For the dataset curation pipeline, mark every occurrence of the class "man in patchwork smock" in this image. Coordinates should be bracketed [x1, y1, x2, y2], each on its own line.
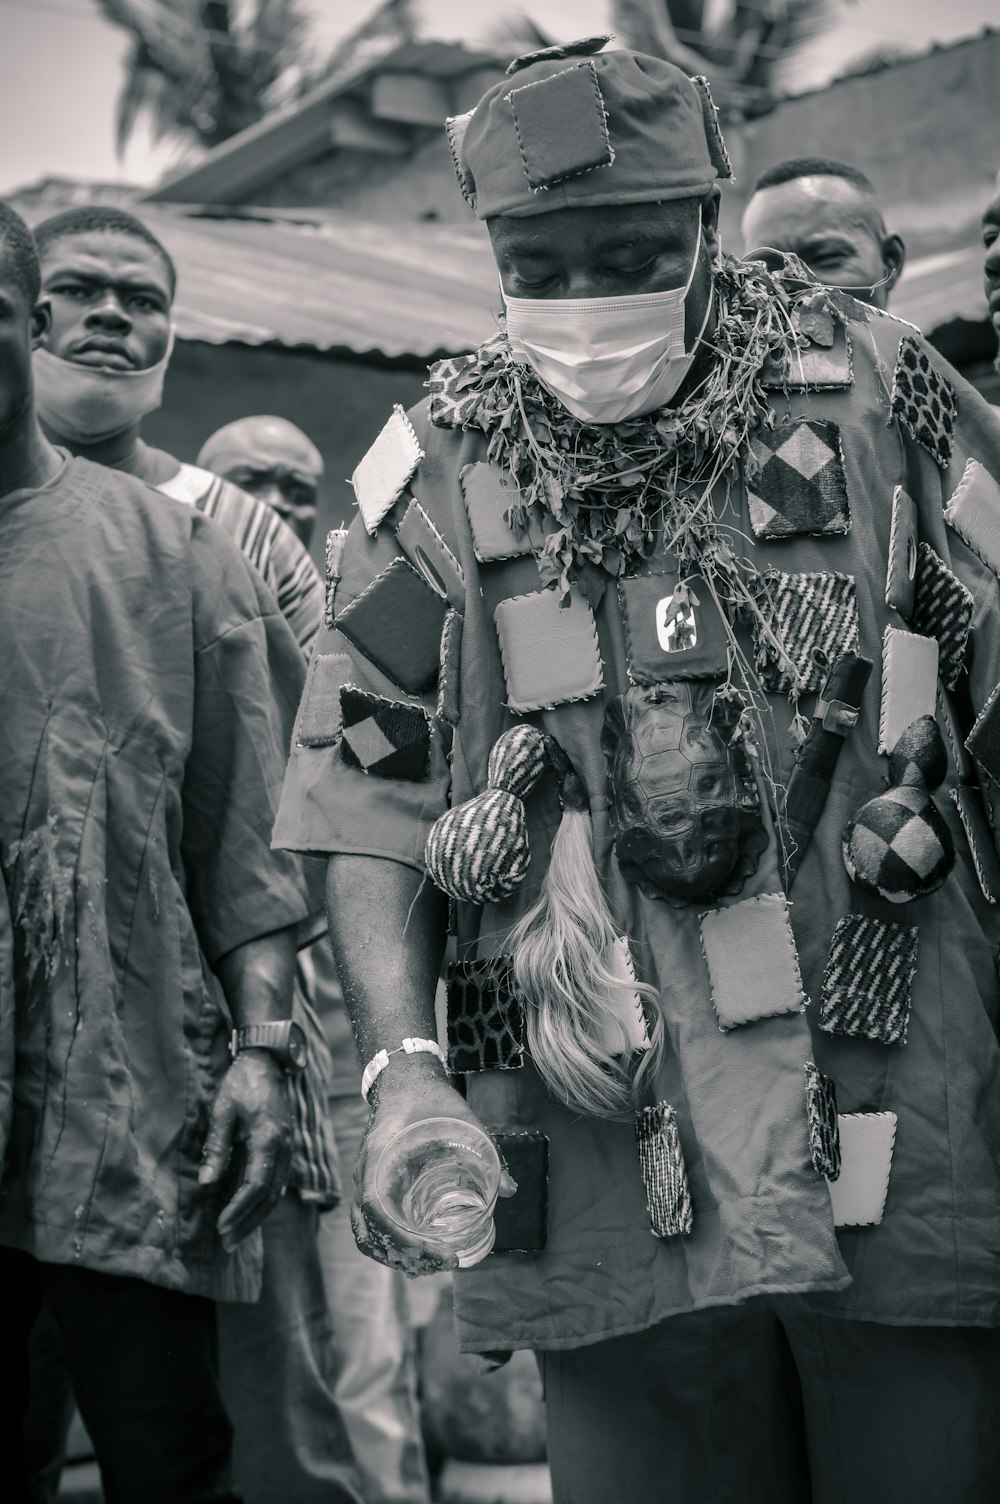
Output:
[275, 39, 1000, 1504]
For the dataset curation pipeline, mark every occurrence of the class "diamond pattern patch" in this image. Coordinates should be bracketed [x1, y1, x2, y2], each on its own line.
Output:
[889, 335, 957, 469]
[635, 1103, 693, 1239]
[911, 543, 973, 689]
[339, 686, 431, 781]
[754, 570, 859, 695]
[748, 419, 850, 540]
[805, 1062, 841, 1180]
[446, 959, 524, 1073]
[820, 914, 919, 1046]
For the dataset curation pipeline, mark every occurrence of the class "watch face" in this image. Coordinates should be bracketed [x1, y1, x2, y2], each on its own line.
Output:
[287, 1022, 308, 1071]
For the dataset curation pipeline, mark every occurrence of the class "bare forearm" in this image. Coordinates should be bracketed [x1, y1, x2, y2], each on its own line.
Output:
[215, 925, 296, 1028]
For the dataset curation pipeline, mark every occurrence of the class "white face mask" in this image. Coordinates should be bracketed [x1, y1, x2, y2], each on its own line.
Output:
[32, 331, 175, 445]
[503, 221, 710, 424]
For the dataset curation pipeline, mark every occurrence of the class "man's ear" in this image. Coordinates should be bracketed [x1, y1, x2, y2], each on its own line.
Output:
[881, 233, 906, 293]
[31, 296, 52, 350]
[701, 187, 722, 262]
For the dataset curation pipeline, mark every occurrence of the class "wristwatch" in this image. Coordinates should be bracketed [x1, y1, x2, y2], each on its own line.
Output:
[230, 1021, 308, 1073]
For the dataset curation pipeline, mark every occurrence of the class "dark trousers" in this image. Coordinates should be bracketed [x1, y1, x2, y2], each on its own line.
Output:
[540, 1297, 1000, 1504]
[2, 1248, 240, 1504]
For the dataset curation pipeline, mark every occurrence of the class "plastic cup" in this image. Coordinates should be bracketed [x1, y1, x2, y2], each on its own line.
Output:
[374, 1117, 502, 1269]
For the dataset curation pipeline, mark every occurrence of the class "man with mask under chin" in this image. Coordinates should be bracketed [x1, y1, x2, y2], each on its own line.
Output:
[275, 37, 1000, 1504]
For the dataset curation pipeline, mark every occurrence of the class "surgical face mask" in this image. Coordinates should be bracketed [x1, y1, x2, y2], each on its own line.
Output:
[32, 331, 175, 445]
[503, 221, 710, 424]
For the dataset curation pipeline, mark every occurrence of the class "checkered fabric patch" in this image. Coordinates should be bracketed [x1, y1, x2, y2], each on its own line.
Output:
[323, 528, 348, 630]
[338, 687, 432, 782]
[910, 543, 973, 689]
[804, 1062, 841, 1181]
[819, 914, 919, 1046]
[748, 419, 851, 539]
[890, 335, 957, 469]
[634, 1103, 693, 1239]
[446, 959, 524, 1073]
[754, 570, 859, 695]
[843, 784, 954, 903]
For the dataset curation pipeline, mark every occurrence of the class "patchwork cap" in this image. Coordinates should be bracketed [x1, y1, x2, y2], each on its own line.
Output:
[451, 36, 732, 221]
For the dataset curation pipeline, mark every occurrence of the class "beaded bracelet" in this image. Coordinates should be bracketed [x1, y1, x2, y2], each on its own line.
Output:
[360, 1036, 446, 1103]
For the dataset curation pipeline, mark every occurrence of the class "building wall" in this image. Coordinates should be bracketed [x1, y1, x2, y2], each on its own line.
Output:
[144, 340, 428, 563]
[248, 133, 477, 224]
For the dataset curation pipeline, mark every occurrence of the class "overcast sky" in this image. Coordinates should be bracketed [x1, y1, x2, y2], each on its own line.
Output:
[0, 0, 996, 195]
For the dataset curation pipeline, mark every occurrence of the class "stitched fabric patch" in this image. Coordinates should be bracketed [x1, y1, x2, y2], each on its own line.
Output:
[804, 1063, 841, 1181]
[351, 406, 423, 534]
[889, 335, 957, 469]
[700, 892, 806, 1031]
[910, 543, 973, 689]
[437, 608, 463, 727]
[428, 351, 485, 430]
[395, 497, 465, 611]
[828, 1112, 896, 1227]
[295, 652, 352, 748]
[446, 960, 524, 1073]
[324, 527, 348, 630]
[618, 572, 729, 684]
[748, 419, 851, 539]
[339, 687, 432, 781]
[495, 589, 604, 713]
[951, 786, 1000, 904]
[878, 627, 939, 754]
[634, 1103, 693, 1239]
[445, 110, 476, 207]
[967, 679, 1000, 786]
[460, 461, 538, 562]
[943, 458, 1000, 578]
[819, 914, 919, 1046]
[335, 556, 448, 694]
[884, 485, 918, 616]
[506, 61, 613, 191]
[493, 1131, 548, 1253]
[760, 324, 853, 391]
[754, 570, 859, 695]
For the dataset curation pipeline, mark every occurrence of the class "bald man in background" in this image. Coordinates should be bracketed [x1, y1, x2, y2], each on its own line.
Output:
[200, 417, 323, 550]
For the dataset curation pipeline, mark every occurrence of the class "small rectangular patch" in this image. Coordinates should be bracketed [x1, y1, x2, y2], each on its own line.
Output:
[339, 686, 431, 782]
[890, 335, 956, 469]
[951, 785, 1000, 903]
[446, 959, 524, 1073]
[760, 324, 853, 391]
[493, 1131, 548, 1253]
[619, 572, 729, 684]
[437, 608, 463, 727]
[827, 1111, 896, 1227]
[351, 406, 423, 534]
[943, 458, 1000, 578]
[966, 679, 1000, 786]
[699, 892, 806, 1031]
[748, 419, 851, 539]
[324, 527, 348, 629]
[910, 543, 973, 689]
[884, 485, 918, 616]
[593, 936, 651, 1056]
[495, 589, 604, 714]
[819, 914, 919, 1046]
[295, 651, 352, 748]
[395, 496, 465, 612]
[635, 1103, 693, 1239]
[878, 627, 939, 754]
[805, 1063, 841, 1181]
[336, 556, 448, 694]
[461, 462, 536, 562]
[506, 61, 613, 191]
[755, 570, 859, 695]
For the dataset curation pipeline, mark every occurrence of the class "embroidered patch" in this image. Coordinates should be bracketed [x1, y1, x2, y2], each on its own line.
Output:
[437, 608, 463, 727]
[878, 627, 939, 754]
[351, 406, 423, 533]
[634, 1103, 693, 1239]
[295, 652, 352, 748]
[748, 419, 851, 540]
[618, 572, 729, 684]
[446, 959, 524, 1073]
[951, 785, 1000, 904]
[910, 543, 973, 690]
[339, 686, 432, 781]
[754, 570, 859, 695]
[943, 458, 1000, 578]
[495, 589, 604, 714]
[493, 1131, 548, 1254]
[760, 323, 853, 391]
[827, 1111, 896, 1227]
[324, 527, 348, 629]
[506, 61, 613, 192]
[884, 485, 918, 617]
[460, 462, 537, 562]
[966, 679, 1000, 786]
[335, 556, 448, 694]
[804, 1063, 840, 1181]
[819, 914, 919, 1046]
[889, 335, 956, 469]
[699, 892, 806, 1031]
[395, 496, 465, 611]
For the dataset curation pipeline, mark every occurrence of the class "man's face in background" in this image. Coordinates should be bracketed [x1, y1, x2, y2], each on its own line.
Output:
[982, 176, 1000, 356]
[199, 415, 323, 548]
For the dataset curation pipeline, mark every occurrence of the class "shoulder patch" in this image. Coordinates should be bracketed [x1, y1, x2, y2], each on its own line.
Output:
[351, 406, 423, 534]
[339, 686, 431, 782]
[748, 418, 851, 539]
[943, 457, 1000, 578]
[335, 556, 448, 694]
[889, 335, 956, 469]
